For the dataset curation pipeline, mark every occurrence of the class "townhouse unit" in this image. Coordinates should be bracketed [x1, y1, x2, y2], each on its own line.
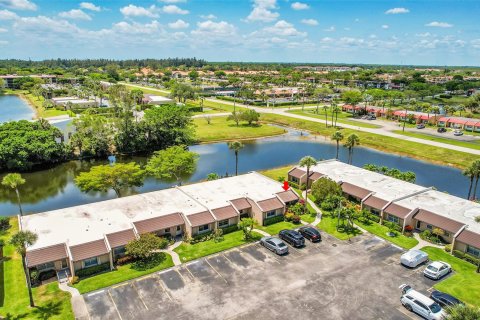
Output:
[288, 160, 480, 258]
[21, 172, 298, 278]
[437, 117, 480, 132]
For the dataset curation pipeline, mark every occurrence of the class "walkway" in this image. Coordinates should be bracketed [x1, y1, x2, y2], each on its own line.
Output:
[159, 238, 183, 266]
[301, 191, 322, 227]
[58, 283, 90, 320]
[253, 228, 271, 236]
[411, 232, 445, 251]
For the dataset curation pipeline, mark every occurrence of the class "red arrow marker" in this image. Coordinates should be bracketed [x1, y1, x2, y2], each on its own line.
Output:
[282, 181, 289, 191]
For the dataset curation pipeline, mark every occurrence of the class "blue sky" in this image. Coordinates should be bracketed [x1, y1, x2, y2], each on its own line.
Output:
[0, 0, 479, 66]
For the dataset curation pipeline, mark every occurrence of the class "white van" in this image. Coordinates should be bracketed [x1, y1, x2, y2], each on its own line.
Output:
[400, 285, 446, 319]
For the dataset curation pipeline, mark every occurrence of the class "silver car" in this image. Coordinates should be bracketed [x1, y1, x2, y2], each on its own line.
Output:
[260, 236, 289, 255]
[400, 249, 428, 268]
[424, 261, 452, 280]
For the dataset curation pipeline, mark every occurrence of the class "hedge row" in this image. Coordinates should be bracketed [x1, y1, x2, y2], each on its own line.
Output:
[452, 250, 480, 265]
[263, 215, 284, 226]
[220, 224, 239, 235]
[76, 262, 110, 278]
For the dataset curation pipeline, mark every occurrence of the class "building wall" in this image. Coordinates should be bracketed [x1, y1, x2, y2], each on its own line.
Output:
[247, 199, 264, 224]
[156, 224, 184, 237]
[191, 222, 215, 236]
[73, 253, 111, 272]
[262, 208, 285, 221]
[413, 220, 454, 243]
[218, 217, 238, 228]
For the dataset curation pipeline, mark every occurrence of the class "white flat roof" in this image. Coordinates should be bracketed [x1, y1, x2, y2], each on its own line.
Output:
[309, 160, 426, 201]
[395, 190, 480, 234]
[146, 95, 173, 102]
[21, 187, 206, 250]
[179, 172, 285, 210]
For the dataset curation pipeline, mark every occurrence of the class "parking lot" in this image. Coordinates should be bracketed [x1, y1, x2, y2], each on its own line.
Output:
[82, 233, 443, 320]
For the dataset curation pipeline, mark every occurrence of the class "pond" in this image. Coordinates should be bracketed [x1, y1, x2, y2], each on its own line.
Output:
[0, 129, 471, 216]
[0, 94, 35, 123]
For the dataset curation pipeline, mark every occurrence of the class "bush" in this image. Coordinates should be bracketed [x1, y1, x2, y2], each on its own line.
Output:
[220, 224, 238, 235]
[284, 212, 294, 222]
[38, 269, 57, 281]
[368, 214, 381, 223]
[76, 262, 110, 278]
[189, 230, 214, 244]
[263, 215, 284, 226]
[0, 217, 10, 231]
[420, 229, 432, 240]
[404, 225, 414, 232]
[288, 181, 299, 189]
[292, 215, 301, 224]
[463, 253, 480, 265]
[452, 250, 465, 259]
[116, 255, 135, 266]
[444, 244, 452, 252]
[311, 177, 342, 204]
[70, 276, 79, 285]
[131, 253, 166, 271]
[277, 176, 285, 182]
[30, 270, 39, 285]
[300, 183, 307, 191]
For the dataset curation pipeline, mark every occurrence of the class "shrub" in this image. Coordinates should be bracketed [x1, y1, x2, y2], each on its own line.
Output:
[452, 250, 465, 259]
[277, 176, 285, 183]
[30, 270, 39, 285]
[368, 214, 381, 223]
[76, 263, 110, 278]
[300, 183, 307, 191]
[116, 255, 135, 266]
[311, 177, 342, 204]
[70, 276, 79, 285]
[131, 253, 166, 271]
[321, 200, 336, 211]
[288, 181, 299, 189]
[213, 228, 224, 243]
[38, 269, 57, 281]
[189, 230, 214, 244]
[292, 215, 301, 224]
[404, 225, 414, 232]
[284, 212, 294, 222]
[263, 215, 284, 226]
[463, 253, 480, 265]
[220, 224, 238, 235]
[444, 244, 452, 252]
[287, 203, 303, 216]
[420, 229, 432, 240]
[0, 217, 10, 231]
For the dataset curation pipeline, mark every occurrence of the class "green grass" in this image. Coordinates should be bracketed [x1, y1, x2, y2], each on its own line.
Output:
[259, 165, 293, 181]
[260, 113, 478, 169]
[17, 90, 70, 118]
[0, 218, 74, 319]
[286, 109, 382, 129]
[420, 247, 480, 307]
[73, 253, 174, 294]
[317, 212, 362, 240]
[174, 230, 262, 262]
[354, 219, 418, 249]
[392, 130, 480, 151]
[254, 221, 300, 235]
[194, 116, 285, 142]
[122, 83, 169, 96]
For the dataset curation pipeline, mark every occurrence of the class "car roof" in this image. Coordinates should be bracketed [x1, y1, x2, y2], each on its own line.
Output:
[404, 250, 426, 258]
[406, 290, 436, 305]
[429, 261, 447, 268]
[431, 291, 458, 301]
[269, 237, 283, 244]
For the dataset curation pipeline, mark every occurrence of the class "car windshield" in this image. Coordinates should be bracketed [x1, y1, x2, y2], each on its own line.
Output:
[429, 303, 442, 313]
[278, 243, 286, 247]
[427, 265, 439, 272]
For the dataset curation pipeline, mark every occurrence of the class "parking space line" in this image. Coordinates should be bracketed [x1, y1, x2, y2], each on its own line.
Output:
[156, 276, 174, 302]
[221, 252, 246, 275]
[107, 290, 123, 320]
[174, 268, 190, 284]
[396, 307, 419, 320]
[205, 257, 228, 283]
[132, 282, 149, 310]
[253, 243, 281, 263]
[183, 264, 197, 280]
[87, 290, 105, 297]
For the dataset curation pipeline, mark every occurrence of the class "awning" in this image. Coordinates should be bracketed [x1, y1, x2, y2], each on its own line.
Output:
[186, 211, 216, 227]
[383, 203, 412, 219]
[69, 239, 109, 262]
[276, 190, 299, 203]
[447, 118, 468, 125]
[465, 121, 480, 126]
[230, 198, 251, 211]
[288, 168, 306, 179]
[363, 196, 388, 210]
[341, 182, 371, 199]
[212, 205, 238, 220]
[258, 197, 284, 212]
[437, 117, 449, 122]
[455, 229, 480, 249]
[308, 172, 324, 181]
[106, 229, 137, 248]
[414, 209, 465, 233]
[26, 243, 68, 268]
[133, 213, 184, 234]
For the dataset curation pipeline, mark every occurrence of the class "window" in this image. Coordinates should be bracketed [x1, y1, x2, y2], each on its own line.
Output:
[370, 209, 380, 216]
[266, 210, 276, 218]
[387, 214, 399, 224]
[198, 224, 210, 232]
[113, 246, 126, 257]
[37, 261, 55, 271]
[176, 225, 181, 231]
[218, 219, 229, 228]
[83, 257, 98, 268]
[444, 231, 450, 237]
[426, 224, 433, 230]
[164, 228, 171, 235]
[467, 245, 480, 257]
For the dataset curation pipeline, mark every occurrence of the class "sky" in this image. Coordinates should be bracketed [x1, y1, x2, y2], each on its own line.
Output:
[0, 0, 479, 66]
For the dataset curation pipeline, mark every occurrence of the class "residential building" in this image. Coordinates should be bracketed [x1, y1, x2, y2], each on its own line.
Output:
[0, 74, 56, 89]
[51, 97, 97, 109]
[142, 94, 174, 105]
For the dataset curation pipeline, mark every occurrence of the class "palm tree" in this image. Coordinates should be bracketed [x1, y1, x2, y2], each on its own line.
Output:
[344, 134, 360, 164]
[2, 173, 26, 216]
[323, 105, 328, 127]
[299, 156, 317, 214]
[471, 160, 480, 200]
[331, 131, 344, 159]
[228, 141, 244, 176]
[463, 166, 475, 200]
[333, 105, 341, 127]
[10, 230, 38, 307]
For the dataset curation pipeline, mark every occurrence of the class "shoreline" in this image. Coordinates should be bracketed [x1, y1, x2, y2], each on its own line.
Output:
[2, 90, 39, 119]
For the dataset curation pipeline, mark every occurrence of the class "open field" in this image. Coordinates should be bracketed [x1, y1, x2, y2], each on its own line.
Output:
[287, 109, 382, 129]
[354, 219, 418, 249]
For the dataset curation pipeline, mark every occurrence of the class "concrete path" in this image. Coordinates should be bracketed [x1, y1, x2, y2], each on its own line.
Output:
[58, 283, 89, 320]
[253, 228, 271, 236]
[301, 191, 322, 227]
[158, 238, 183, 266]
[411, 232, 445, 251]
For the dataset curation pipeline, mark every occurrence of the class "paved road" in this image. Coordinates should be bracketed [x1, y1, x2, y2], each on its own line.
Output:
[124, 83, 480, 156]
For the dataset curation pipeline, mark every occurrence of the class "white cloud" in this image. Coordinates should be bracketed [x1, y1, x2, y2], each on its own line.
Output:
[301, 18, 317, 26]
[471, 39, 480, 49]
[344, 27, 350, 31]
[112, 20, 161, 34]
[59, 9, 91, 20]
[381, 24, 389, 29]
[323, 25, 335, 32]
[158, 0, 186, 2]
[191, 20, 236, 37]
[246, 0, 279, 22]
[385, 7, 409, 14]
[0, 9, 17, 19]
[415, 32, 431, 37]
[120, 5, 159, 18]
[80, 2, 101, 12]
[291, 2, 309, 10]
[13, 15, 81, 35]
[263, 20, 305, 37]
[162, 5, 189, 14]
[200, 14, 216, 20]
[168, 19, 189, 29]
[0, 27, 7, 32]
[425, 21, 453, 28]
[0, 0, 36, 11]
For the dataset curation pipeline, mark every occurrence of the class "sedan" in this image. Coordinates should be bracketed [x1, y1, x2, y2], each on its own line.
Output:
[400, 249, 429, 268]
[279, 229, 305, 247]
[437, 127, 447, 133]
[423, 261, 452, 280]
[260, 236, 289, 255]
[298, 226, 321, 242]
[416, 124, 425, 129]
[453, 129, 463, 136]
[430, 290, 463, 307]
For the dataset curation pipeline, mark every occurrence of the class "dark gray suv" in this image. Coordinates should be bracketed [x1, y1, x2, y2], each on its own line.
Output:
[279, 229, 305, 247]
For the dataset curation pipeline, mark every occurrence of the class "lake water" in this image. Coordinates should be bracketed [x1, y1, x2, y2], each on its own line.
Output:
[0, 129, 471, 216]
[0, 94, 35, 123]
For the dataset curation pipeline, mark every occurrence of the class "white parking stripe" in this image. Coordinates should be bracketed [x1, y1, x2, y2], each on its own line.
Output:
[87, 290, 105, 297]
[107, 290, 123, 320]
[131, 282, 149, 310]
[156, 277, 174, 302]
[205, 258, 228, 283]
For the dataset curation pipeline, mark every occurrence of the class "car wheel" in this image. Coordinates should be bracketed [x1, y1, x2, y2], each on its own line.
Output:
[405, 304, 413, 312]
[448, 268, 452, 274]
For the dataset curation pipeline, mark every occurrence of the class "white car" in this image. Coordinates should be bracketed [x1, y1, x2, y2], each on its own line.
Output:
[400, 249, 428, 268]
[400, 285, 446, 320]
[424, 261, 452, 280]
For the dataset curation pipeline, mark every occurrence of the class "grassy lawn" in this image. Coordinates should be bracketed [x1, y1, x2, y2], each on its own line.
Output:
[194, 116, 285, 142]
[287, 109, 382, 129]
[122, 83, 169, 96]
[392, 130, 480, 151]
[73, 253, 173, 294]
[0, 218, 73, 319]
[420, 247, 480, 307]
[174, 230, 262, 262]
[254, 221, 301, 235]
[16, 90, 70, 118]
[317, 212, 362, 241]
[260, 113, 477, 169]
[259, 165, 293, 181]
[354, 219, 418, 249]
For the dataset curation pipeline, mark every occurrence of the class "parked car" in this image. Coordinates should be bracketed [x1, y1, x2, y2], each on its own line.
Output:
[400, 249, 428, 268]
[453, 129, 463, 136]
[298, 226, 321, 242]
[423, 261, 452, 280]
[367, 115, 376, 120]
[416, 124, 426, 129]
[279, 229, 305, 247]
[400, 285, 446, 320]
[430, 290, 463, 307]
[437, 127, 447, 133]
[260, 236, 289, 255]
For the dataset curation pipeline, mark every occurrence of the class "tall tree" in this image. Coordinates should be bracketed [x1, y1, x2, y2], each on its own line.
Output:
[471, 160, 480, 200]
[2, 173, 26, 216]
[146, 145, 198, 184]
[463, 165, 475, 200]
[299, 156, 317, 214]
[75, 162, 145, 197]
[343, 134, 360, 164]
[331, 131, 344, 159]
[228, 141, 244, 176]
[10, 231, 38, 307]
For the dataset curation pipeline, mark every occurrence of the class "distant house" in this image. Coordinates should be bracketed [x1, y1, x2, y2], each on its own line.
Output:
[142, 94, 174, 105]
[51, 97, 97, 109]
[0, 74, 56, 89]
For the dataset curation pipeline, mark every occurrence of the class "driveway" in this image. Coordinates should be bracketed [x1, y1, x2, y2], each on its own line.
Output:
[81, 233, 443, 320]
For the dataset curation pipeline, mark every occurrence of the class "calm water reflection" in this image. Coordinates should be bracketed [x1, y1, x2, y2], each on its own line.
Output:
[0, 95, 35, 123]
[0, 129, 470, 216]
